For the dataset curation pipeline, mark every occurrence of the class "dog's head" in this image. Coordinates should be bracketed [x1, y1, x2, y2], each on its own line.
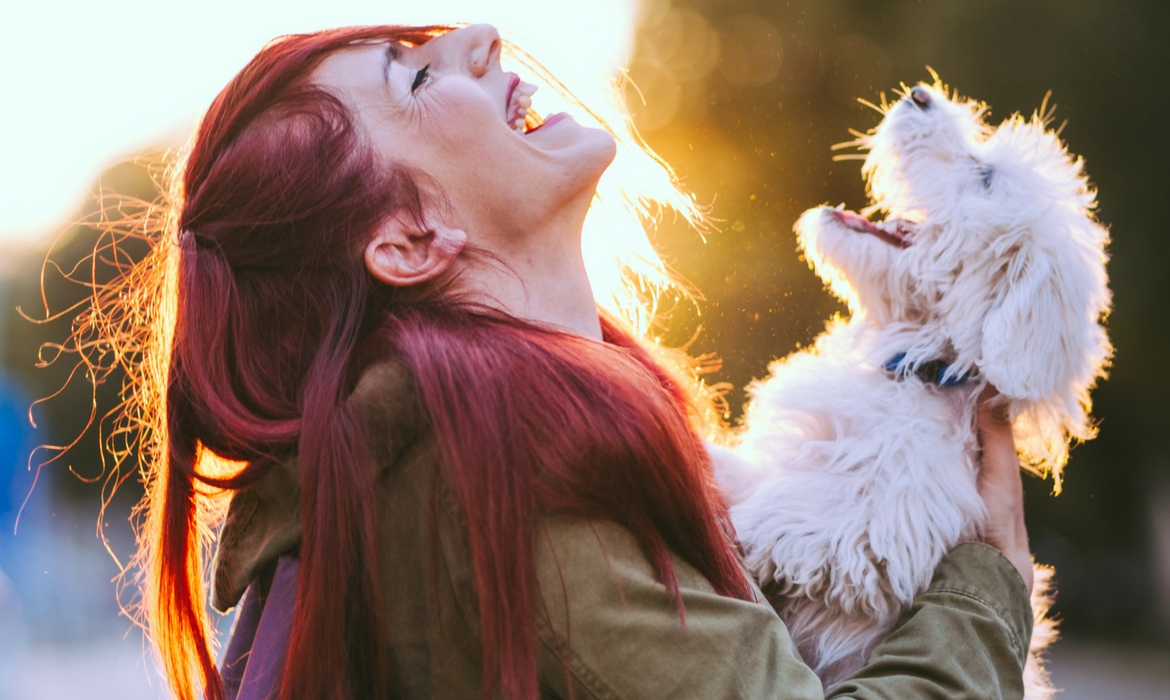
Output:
[796, 80, 1112, 483]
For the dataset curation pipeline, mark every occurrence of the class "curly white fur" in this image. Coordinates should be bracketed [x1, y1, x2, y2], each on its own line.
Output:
[716, 81, 1111, 696]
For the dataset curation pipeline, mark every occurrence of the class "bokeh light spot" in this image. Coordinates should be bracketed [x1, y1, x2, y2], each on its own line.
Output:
[822, 34, 892, 107]
[717, 15, 784, 87]
[626, 59, 682, 131]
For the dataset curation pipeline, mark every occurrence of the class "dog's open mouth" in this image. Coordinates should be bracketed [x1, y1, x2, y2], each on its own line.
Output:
[828, 209, 914, 248]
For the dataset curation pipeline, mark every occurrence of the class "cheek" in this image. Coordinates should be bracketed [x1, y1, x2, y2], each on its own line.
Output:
[422, 91, 521, 173]
[424, 81, 503, 143]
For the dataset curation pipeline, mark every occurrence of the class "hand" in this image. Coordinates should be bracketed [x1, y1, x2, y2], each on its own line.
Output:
[975, 384, 1034, 593]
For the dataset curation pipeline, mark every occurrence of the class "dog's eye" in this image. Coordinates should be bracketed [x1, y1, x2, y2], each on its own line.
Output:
[977, 164, 995, 190]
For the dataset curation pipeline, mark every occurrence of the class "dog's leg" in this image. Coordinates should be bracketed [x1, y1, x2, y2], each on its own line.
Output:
[707, 441, 766, 507]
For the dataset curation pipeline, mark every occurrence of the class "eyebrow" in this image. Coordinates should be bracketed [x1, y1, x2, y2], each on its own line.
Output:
[382, 43, 401, 85]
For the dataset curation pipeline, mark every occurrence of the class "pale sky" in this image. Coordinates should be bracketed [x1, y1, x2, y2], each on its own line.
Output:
[0, 0, 638, 246]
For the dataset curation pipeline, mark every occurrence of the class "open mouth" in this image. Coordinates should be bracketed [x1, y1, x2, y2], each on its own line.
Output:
[505, 74, 538, 134]
[504, 74, 569, 136]
[828, 209, 914, 248]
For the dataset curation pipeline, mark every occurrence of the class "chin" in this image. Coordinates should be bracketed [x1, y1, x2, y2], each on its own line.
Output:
[579, 127, 617, 175]
[527, 113, 613, 157]
[544, 125, 616, 197]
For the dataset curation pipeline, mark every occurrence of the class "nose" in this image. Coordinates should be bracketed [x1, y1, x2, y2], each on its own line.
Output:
[910, 85, 931, 109]
[462, 24, 502, 78]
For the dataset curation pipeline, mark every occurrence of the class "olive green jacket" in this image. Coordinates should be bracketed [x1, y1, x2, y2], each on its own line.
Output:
[211, 358, 1034, 699]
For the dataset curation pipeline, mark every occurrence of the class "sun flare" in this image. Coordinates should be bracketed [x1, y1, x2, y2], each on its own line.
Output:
[0, 1, 640, 242]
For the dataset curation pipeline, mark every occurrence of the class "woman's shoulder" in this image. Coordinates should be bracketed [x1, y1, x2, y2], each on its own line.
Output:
[348, 353, 428, 466]
[210, 354, 433, 612]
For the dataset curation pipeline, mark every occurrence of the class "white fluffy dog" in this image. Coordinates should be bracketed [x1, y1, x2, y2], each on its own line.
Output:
[715, 81, 1111, 697]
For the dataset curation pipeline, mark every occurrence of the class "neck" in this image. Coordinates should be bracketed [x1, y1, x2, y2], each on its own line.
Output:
[454, 202, 602, 340]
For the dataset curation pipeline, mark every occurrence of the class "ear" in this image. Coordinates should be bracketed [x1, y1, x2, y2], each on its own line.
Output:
[980, 242, 1088, 401]
[364, 217, 467, 287]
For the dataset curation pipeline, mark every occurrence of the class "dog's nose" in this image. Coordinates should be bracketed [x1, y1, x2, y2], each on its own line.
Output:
[910, 86, 931, 109]
[910, 86, 931, 108]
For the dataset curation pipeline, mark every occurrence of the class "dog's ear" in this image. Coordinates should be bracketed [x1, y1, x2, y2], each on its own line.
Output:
[980, 236, 1107, 402]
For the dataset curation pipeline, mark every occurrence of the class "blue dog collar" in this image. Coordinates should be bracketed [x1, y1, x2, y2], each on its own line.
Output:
[883, 352, 975, 387]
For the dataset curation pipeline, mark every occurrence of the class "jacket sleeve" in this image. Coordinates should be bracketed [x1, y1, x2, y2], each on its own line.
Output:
[533, 517, 1032, 700]
[826, 542, 1032, 700]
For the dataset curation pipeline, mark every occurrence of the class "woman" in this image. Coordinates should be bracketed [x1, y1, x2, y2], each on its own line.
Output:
[112, 23, 1034, 700]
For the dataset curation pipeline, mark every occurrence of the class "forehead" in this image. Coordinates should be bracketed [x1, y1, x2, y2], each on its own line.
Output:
[311, 43, 390, 110]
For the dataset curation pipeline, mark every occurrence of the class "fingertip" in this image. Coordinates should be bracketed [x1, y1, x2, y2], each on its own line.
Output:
[977, 384, 1011, 426]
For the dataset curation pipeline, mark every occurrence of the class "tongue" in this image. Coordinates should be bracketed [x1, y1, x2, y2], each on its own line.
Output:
[526, 112, 569, 134]
[828, 209, 912, 248]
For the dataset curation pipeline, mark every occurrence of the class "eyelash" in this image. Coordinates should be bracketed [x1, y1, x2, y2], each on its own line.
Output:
[411, 64, 431, 93]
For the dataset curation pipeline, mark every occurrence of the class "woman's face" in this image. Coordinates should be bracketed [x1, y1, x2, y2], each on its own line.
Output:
[313, 25, 617, 248]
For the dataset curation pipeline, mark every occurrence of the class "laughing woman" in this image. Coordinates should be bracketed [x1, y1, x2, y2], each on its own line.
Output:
[112, 23, 1035, 700]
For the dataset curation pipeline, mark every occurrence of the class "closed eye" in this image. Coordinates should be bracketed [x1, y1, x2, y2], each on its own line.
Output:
[411, 64, 431, 93]
[977, 164, 994, 190]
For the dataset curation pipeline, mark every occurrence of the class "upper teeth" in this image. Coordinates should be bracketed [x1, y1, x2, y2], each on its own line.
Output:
[510, 82, 537, 134]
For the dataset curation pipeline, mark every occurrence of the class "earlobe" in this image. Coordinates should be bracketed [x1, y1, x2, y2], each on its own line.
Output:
[365, 217, 467, 287]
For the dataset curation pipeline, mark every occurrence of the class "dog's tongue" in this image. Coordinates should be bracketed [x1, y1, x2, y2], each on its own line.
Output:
[829, 209, 912, 248]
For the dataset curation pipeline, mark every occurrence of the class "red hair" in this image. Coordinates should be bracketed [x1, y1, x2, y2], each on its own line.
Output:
[132, 25, 750, 700]
[385, 308, 750, 699]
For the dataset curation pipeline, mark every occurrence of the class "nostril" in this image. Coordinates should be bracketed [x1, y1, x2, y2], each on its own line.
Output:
[465, 24, 502, 77]
[910, 86, 931, 109]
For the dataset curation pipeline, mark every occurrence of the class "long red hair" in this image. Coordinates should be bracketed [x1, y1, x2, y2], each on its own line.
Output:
[122, 25, 749, 700]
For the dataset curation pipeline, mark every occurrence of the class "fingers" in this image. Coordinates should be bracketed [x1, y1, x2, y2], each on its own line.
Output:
[976, 384, 1015, 481]
[977, 382, 1009, 426]
[974, 382, 1034, 592]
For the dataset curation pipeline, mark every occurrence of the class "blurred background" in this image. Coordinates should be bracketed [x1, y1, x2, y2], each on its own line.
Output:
[1, 0, 1167, 697]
